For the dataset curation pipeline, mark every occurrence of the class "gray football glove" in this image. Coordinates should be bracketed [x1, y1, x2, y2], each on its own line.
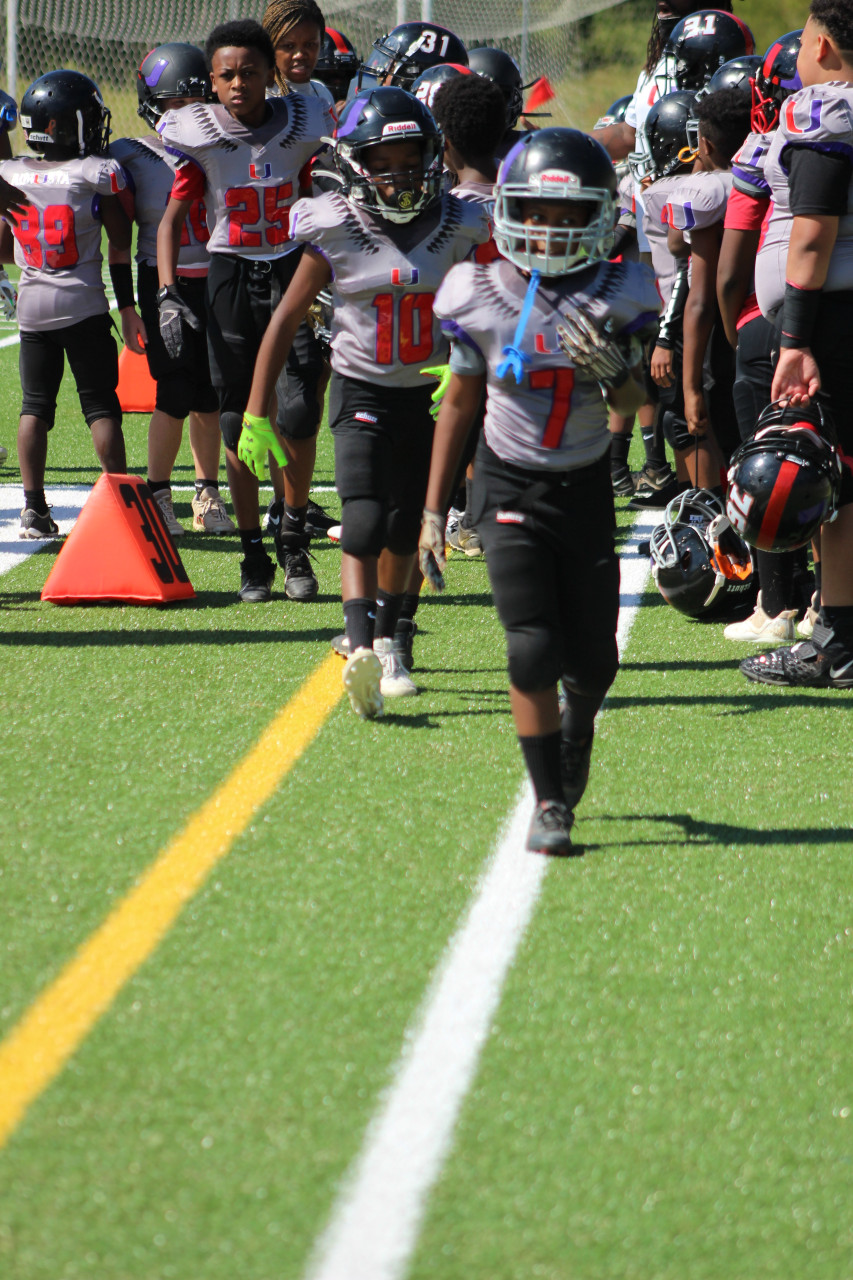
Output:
[556, 308, 631, 389]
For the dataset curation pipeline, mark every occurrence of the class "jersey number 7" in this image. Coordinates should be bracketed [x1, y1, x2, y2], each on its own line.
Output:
[530, 368, 575, 448]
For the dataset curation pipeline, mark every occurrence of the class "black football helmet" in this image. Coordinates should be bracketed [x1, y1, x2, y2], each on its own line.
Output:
[0, 88, 16, 133]
[359, 23, 468, 92]
[726, 401, 842, 552]
[332, 86, 444, 223]
[494, 128, 616, 276]
[20, 70, 111, 158]
[751, 30, 802, 133]
[314, 27, 359, 103]
[701, 53, 762, 99]
[137, 43, 210, 130]
[629, 90, 698, 182]
[651, 488, 755, 617]
[657, 11, 755, 96]
[468, 47, 524, 130]
[594, 94, 632, 130]
[411, 63, 472, 112]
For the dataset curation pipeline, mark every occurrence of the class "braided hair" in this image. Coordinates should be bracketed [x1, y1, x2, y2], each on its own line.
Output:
[262, 0, 326, 93]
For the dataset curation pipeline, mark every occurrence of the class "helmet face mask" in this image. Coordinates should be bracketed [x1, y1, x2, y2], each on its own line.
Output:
[21, 70, 111, 158]
[629, 90, 698, 183]
[651, 488, 755, 616]
[359, 22, 468, 92]
[333, 87, 444, 223]
[751, 30, 802, 132]
[493, 128, 616, 276]
[137, 42, 210, 130]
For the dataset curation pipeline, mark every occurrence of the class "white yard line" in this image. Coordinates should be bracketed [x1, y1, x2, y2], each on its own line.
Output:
[0, 486, 90, 577]
[303, 511, 661, 1280]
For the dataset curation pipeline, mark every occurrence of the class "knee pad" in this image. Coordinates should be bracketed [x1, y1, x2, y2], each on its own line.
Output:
[561, 644, 618, 702]
[155, 373, 194, 422]
[661, 408, 691, 453]
[219, 409, 243, 452]
[340, 496, 385, 558]
[384, 505, 421, 556]
[276, 377, 322, 441]
[506, 624, 561, 694]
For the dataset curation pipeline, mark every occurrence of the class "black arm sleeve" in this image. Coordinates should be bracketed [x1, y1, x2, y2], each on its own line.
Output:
[787, 145, 852, 216]
[656, 256, 690, 350]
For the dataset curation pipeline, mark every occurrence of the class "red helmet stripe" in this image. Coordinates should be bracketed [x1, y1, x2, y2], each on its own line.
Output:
[730, 13, 756, 55]
[326, 27, 350, 55]
[759, 457, 800, 548]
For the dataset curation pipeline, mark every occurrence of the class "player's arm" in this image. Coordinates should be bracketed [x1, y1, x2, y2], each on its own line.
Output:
[772, 214, 837, 405]
[99, 193, 131, 252]
[419, 371, 485, 590]
[604, 359, 647, 415]
[682, 222, 720, 436]
[0, 216, 15, 262]
[591, 121, 635, 162]
[156, 194, 191, 287]
[716, 226, 760, 349]
[108, 242, 146, 355]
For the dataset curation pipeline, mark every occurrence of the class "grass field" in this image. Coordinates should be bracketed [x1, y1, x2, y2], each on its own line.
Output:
[1, 299, 851, 1280]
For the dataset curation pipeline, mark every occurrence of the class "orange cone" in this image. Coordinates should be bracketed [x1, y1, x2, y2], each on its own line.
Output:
[42, 474, 195, 604]
[117, 344, 157, 414]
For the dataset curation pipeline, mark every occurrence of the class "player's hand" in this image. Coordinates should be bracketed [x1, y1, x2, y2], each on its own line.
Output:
[0, 267, 16, 321]
[121, 308, 147, 355]
[157, 284, 201, 362]
[238, 413, 288, 480]
[421, 364, 452, 419]
[684, 388, 709, 437]
[0, 175, 28, 220]
[556, 308, 630, 388]
[418, 508, 446, 592]
[772, 347, 821, 406]
[650, 344, 673, 388]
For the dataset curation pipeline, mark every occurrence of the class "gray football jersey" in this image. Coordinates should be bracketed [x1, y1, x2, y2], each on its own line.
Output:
[289, 189, 489, 386]
[658, 169, 732, 242]
[434, 257, 660, 472]
[758, 83, 853, 319]
[158, 96, 327, 259]
[731, 129, 772, 201]
[0, 154, 125, 331]
[641, 174, 684, 304]
[451, 179, 495, 213]
[110, 135, 210, 273]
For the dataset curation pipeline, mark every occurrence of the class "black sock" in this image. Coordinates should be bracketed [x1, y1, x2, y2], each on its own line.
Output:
[23, 488, 48, 515]
[284, 502, 307, 533]
[147, 479, 170, 495]
[398, 590, 421, 623]
[344, 597, 375, 651]
[519, 732, 564, 804]
[560, 686, 602, 743]
[756, 549, 793, 617]
[195, 478, 218, 495]
[610, 434, 632, 472]
[814, 560, 822, 602]
[375, 589, 403, 640]
[461, 476, 475, 527]
[822, 605, 853, 653]
[641, 422, 666, 471]
[240, 526, 265, 558]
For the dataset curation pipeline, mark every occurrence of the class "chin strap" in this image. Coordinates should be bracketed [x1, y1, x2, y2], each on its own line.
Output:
[496, 269, 541, 384]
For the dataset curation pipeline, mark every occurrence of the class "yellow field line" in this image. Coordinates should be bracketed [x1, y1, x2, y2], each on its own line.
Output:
[0, 652, 344, 1149]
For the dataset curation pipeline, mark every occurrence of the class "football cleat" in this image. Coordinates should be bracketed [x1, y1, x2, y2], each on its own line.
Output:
[272, 528, 318, 602]
[628, 463, 681, 508]
[191, 486, 235, 534]
[238, 553, 275, 603]
[526, 800, 576, 856]
[393, 618, 417, 672]
[448, 520, 483, 557]
[343, 646, 384, 718]
[18, 507, 60, 539]
[153, 488, 185, 538]
[373, 636, 417, 697]
[739, 624, 853, 688]
[797, 592, 820, 640]
[723, 594, 796, 642]
[305, 498, 338, 537]
[331, 633, 350, 658]
[560, 732, 594, 812]
[611, 466, 636, 497]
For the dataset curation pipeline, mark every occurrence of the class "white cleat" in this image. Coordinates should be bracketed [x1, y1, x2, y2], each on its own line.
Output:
[373, 636, 417, 697]
[343, 646, 384, 718]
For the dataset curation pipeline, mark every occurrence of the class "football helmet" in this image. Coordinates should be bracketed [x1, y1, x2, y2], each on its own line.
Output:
[494, 128, 616, 276]
[701, 53, 762, 98]
[657, 11, 755, 96]
[411, 63, 472, 112]
[137, 43, 210, 130]
[20, 70, 111, 157]
[467, 47, 525, 130]
[751, 30, 802, 133]
[594, 94, 632, 130]
[726, 401, 842, 552]
[332, 86, 444, 223]
[651, 488, 755, 617]
[0, 88, 17, 133]
[359, 22, 468, 92]
[629, 90, 698, 182]
[314, 27, 359, 103]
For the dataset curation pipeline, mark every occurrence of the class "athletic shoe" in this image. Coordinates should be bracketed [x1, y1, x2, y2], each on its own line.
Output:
[327, 524, 342, 543]
[740, 628, 853, 688]
[263, 497, 283, 534]
[394, 617, 417, 672]
[526, 799, 575, 856]
[331, 633, 350, 657]
[238, 553, 275, 603]
[153, 488, 184, 538]
[611, 466, 636, 497]
[373, 635, 417, 697]
[272, 528, 318, 602]
[192, 486, 235, 534]
[305, 498, 337, 537]
[448, 520, 484, 558]
[560, 732, 594, 812]
[628, 464, 681, 509]
[0, 442, 8, 466]
[723, 593, 797, 642]
[797, 591, 820, 640]
[343, 646, 384, 718]
[18, 507, 60, 539]
[445, 506, 461, 543]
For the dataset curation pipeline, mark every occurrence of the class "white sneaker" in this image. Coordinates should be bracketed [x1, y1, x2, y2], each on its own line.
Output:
[797, 591, 820, 639]
[373, 636, 417, 697]
[343, 646, 384, 718]
[327, 524, 342, 543]
[192, 485, 235, 534]
[153, 488, 185, 538]
[723, 593, 796, 642]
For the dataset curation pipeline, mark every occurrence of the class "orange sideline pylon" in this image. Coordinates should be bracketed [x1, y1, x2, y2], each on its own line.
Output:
[41, 474, 195, 604]
[117, 344, 156, 414]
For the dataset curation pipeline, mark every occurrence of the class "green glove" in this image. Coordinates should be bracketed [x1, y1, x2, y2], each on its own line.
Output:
[238, 413, 288, 480]
[421, 364, 452, 419]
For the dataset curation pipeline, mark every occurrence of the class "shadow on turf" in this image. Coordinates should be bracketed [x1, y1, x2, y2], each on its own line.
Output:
[581, 812, 853, 850]
[0, 626, 342, 645]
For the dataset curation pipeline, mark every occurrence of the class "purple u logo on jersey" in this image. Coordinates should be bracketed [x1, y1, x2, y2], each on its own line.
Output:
[249, 162, 272, 180]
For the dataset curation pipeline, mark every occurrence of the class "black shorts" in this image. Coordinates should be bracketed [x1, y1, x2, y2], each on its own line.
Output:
[137, 262, 217, 419]
[471, 439, 620, 695]
[733, 313, 774, 443]
[329, 372, 435, 555]
[19, 313, 120, 429]
[205, 250, 324, 448]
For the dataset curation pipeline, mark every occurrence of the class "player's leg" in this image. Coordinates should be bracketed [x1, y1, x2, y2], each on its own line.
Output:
[17, 327, 62, 537]
[64, 313, 127, 474]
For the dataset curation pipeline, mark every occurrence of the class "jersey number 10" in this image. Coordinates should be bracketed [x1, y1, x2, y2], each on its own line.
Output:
[372, 291, 435, 365]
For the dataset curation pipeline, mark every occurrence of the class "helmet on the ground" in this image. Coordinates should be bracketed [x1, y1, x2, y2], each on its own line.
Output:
[629, 90, 698, 182]
[411, 62, 472, 112]
[494, 127, 617, 276]
[751, 30, 802, 132]
[359, 22, 468, 92]
[21, 70, 111, 157]
[657, 11, 755, 96]
[137, 43, 210, 130]
[332, 86, 444, 223]
[314, 27, 359, 102]
[726, 401, 842, 551]
[593, 93, 633, 130]
[468, 47, 524, 130]
[651, 488, 755, 616]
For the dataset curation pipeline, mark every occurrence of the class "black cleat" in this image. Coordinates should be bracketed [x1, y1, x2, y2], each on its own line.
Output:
[526, 800, 576, 856]
[305, 498, 338, 537]
[393, 618, 417, 672]
[628, 464, 681, 509]
[273, 527, 318, 602]
[18, 507, 60, 539]
[560, 733, 594, 811]
[611, 466, 636, 498]
[740, 624, 853, 688]
[238, 553, 275, 603]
